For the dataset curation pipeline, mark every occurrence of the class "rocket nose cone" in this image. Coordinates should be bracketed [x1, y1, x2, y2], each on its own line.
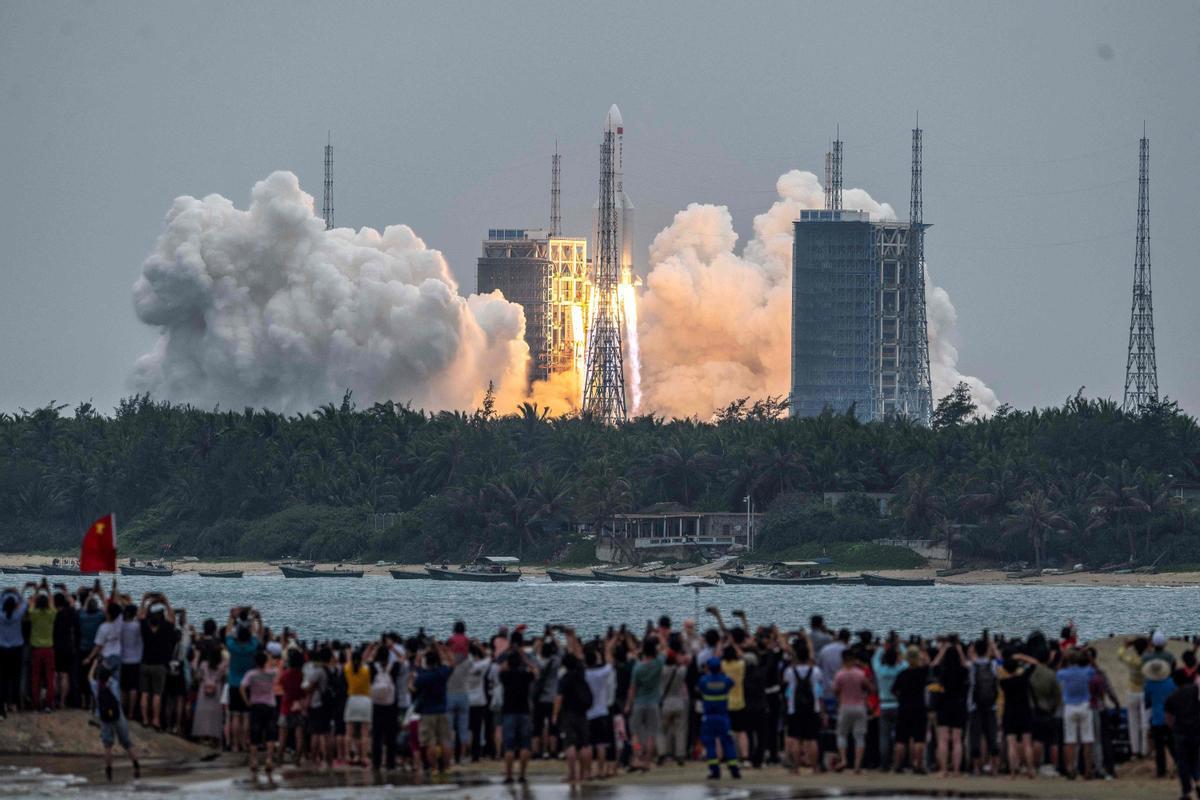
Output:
[606, 104, 623, 130]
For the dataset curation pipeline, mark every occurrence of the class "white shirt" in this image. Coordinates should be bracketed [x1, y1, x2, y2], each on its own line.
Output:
[816, 642, 846, 697]
[585, 664, 613, 720]
[783, 663, 824, 715]
[466, 657, 491, 707]
[119, 618, 143, 664]
[94, 620, 123, 659]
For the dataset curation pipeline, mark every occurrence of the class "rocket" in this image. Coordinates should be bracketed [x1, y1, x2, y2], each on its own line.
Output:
[602, 104, 636, 277]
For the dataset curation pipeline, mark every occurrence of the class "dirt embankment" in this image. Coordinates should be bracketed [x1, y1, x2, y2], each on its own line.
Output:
[0, 709, 213, 759]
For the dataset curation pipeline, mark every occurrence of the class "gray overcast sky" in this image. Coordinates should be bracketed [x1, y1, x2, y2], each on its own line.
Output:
[1, 1, 1197, 414]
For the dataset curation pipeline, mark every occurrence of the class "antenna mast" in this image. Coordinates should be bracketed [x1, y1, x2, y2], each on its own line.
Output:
[903, 120, 933, 424]
[1123, 131, 1158, 412]
[550, 143, 562, 237]
[830, 127, 843, 211]
[322, 132, 334, 230]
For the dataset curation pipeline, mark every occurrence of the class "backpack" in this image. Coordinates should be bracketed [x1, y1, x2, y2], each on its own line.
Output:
[972, 661, 998, 708]
[568, 672, 593, 712]
[369, 665, 395, 706]
[791, 666, 815, 714]
[97, 681, 120, 723]
[323, 665, 347, 708]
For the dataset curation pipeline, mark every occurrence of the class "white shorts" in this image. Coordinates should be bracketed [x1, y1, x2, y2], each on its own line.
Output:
[344, 695, 372, 723]
[1062, 703, 1093, 745]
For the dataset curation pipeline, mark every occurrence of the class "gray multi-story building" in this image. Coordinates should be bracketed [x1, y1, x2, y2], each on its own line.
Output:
[476, 228, 589, 384]
[790, 208, 930, 423]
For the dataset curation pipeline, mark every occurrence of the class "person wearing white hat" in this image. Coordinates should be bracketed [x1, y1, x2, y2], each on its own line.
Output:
[1143, 657, 1176, 779]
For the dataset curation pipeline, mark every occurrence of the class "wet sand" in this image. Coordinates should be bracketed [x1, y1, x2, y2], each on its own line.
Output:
[0, 750, 1178, 799]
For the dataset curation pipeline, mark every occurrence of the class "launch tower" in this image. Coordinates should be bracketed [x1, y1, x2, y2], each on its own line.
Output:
[1122, 132, 1158, 412]
[582, 105, 629, 424]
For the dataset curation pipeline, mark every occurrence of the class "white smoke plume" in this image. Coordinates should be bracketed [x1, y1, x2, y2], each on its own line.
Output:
[131, 171, 530, 414]
[638, 169, 996, 419]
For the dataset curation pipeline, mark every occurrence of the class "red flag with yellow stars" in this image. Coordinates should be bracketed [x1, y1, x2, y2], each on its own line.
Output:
[80, 514, 116, 573]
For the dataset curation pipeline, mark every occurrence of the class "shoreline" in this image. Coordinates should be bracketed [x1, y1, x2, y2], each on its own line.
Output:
[2, 553, 1198, 587]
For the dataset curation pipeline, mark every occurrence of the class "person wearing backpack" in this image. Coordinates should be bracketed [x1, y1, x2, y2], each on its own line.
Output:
[553, 633, 594, 785]
[782, 633, 823, 774]
[366, 642, 399, 772]
[89, 659, 140, 782]
[967, 637, 1000, 775]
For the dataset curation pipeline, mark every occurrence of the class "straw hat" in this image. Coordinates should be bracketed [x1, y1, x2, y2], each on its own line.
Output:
[1142, 658, 1171, 682]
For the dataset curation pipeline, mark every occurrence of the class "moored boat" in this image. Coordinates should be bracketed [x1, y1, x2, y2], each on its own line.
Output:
[425, 556, 522, 582]
[198, 570, 243, 578]
[860, 573, 935, 587]
[718, 570, 837, 586]
[546, 569, 593, 582]
[39, 565, 98, 577]
[279, 565, 363, 578]
[935, 567, 970, 578]
[389, 569, 429, 580]
[590, 568, 677, 584]
[120, 563, 174, 577]
[1005, 568, 1041, 580]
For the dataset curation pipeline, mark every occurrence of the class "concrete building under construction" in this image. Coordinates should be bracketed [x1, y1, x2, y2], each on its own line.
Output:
[476, 229, 590, 383]
[790, 129, 933, 424]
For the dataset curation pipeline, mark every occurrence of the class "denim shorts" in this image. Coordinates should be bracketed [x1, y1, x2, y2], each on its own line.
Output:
[502, 713, 533, 752]
[100, 715, 132, 750]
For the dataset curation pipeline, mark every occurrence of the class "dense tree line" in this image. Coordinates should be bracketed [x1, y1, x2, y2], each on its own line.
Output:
[0, 385, 1197, 568]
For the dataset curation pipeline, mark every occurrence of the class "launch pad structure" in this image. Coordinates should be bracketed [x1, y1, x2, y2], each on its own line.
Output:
[582, 106, 629, 424]
[790, 128, 933, 424]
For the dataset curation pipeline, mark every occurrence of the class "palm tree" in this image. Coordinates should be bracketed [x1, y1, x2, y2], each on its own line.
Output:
[1090, 464, 1151, 562]
[1004, 490, 1072, 568]
[894, 470, 946, 536]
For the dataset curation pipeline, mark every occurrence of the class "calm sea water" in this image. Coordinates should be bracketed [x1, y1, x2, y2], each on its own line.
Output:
[85, 574, 1197, 642]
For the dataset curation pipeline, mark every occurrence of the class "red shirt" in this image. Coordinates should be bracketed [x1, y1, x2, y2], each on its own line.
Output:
[280, 668, 305, 714]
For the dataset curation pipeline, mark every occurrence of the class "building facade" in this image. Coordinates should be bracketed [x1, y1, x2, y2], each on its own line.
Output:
[477, 229, 590, 384]
[790, 209, 927, 422]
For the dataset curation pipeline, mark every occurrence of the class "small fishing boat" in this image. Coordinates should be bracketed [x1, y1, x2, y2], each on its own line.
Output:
[590, 567, 677, 584]
[389, 569, 429, 580]
[1, 563, 43, 575]
[546, 568, 594, 582]
[719, 561, 837, 586]
[935, 567, 970, 578]
[39, 564, 99, 577]
[1005, 568, 1042, 580]
[860, 573, 935, 587]
[120, 562, 175, 577]
[198, 570, 243, 578]
[425, 556, 522, 582]
[279, 565, 363, 578]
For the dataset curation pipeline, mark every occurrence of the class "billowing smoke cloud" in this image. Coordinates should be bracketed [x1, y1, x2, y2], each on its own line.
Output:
[131, 171, 530, 413]
[638, 169, 996, 419]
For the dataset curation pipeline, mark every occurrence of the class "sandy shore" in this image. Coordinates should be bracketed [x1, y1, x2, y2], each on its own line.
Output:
[3, 553, 1198, 587]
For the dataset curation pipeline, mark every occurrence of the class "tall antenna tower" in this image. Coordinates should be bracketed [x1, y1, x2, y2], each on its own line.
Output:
[1123, 131, 1158, 412]
[550, 143, 562, 237]
[902, 121, 933, 424]
[322, 132, 334, 230]
[829, 128, 844, 211]
[582, 107, 628, 424]
[824, 150, 834, 210]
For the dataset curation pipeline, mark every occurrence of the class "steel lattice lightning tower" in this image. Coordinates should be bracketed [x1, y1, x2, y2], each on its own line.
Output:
[550, 143, 562, 237]
[582, 106, 628, 424]
[829, 130, 844, 211]
[902, 123, 933, 424]
[1123, 133, 1158, 412]
[322, 133, 334, 230]
[824, 150, 834, 210]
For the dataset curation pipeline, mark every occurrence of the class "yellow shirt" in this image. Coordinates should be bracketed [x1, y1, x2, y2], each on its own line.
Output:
[345, 663, 371, 696]
[723, 658, 746, 711]
[1118, 645, 1145, 691]
[28, 607, 56, 649]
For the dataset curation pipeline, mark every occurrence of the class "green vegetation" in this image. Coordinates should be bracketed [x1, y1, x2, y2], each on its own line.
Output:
[0, 386, 1197, 568]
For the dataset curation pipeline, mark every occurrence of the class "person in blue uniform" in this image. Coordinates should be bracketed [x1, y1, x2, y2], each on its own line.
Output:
[698, 657, 741, 780]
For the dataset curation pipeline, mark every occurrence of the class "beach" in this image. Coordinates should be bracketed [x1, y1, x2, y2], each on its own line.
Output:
[3, 553, 1198, 587]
